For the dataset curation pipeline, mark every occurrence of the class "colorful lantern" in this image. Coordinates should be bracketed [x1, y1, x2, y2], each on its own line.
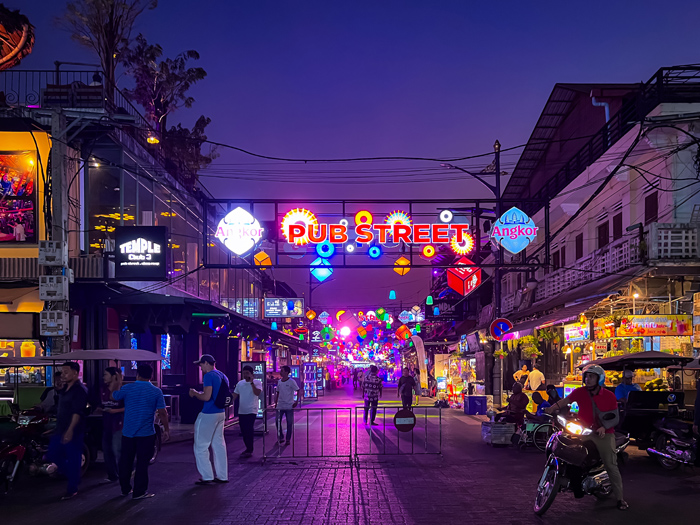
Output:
[433, 307, 440, 316]
[310, 257, 333, 282]
[271, 322, 278, 330]
[389, 290, 396, 300]
[306, 309, 317, 321]
[395, 324, 412, 341]
[253, 250, 271, 269]
[394, 256, 411, 275]
[426, 296, 434, 305]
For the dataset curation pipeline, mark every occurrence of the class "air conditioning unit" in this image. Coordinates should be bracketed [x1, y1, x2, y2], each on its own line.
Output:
[39, 241, 68, 267]
[40, 310, 68, 336]
[39, 275, 69, 301]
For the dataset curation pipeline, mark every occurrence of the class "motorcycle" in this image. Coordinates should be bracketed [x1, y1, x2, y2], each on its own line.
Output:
[0, 405, 93, 493]
[533, 412, 630, 515]
[648, 417, 697, 469]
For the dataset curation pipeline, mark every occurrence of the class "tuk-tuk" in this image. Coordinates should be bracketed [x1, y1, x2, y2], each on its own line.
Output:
[580, 351, 694, 450]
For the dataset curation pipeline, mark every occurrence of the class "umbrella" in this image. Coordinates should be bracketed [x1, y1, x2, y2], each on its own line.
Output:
[579, 351, 693, 371]
[0, 357, 48, 367]
[40, 349, 163, 362]
[668, 358, 700, 371]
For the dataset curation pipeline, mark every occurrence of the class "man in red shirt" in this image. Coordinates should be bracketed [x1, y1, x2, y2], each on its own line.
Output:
[546, 364, 628, 511]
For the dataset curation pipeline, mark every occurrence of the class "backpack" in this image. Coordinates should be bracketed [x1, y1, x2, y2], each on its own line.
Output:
[213, 372, 233, 409]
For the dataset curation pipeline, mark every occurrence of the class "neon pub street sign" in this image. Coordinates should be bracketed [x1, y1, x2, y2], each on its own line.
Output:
[285, 223, 470, 245]
[490, 206, 538, 254]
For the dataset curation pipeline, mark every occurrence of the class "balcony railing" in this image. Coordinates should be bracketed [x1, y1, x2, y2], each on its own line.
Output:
[0, 69, 196, 190]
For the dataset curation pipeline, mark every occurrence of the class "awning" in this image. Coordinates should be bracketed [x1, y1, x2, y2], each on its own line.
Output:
[505, 294, 609, 335]
[0, 286, 42, 313]
[579, 351, 693, 371]
[0, 357, 48, 367]
[40, 349, 164, 362]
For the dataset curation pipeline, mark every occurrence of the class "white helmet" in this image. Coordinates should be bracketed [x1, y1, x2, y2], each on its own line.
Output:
[582, 364, 606, 385]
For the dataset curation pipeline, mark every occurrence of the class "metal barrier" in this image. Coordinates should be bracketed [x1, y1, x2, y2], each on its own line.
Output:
[262, 407, 353, 462]
[259, 405, 442, 463]
[353, 406, 442, 462]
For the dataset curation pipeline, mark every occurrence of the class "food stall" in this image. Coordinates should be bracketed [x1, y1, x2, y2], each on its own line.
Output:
[579, 351, 694, 449]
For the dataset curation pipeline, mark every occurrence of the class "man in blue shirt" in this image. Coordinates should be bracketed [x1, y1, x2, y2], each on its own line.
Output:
[111, 363, 169, 500]
[615, 370, 641, 404]
[189, 354, 229, 484]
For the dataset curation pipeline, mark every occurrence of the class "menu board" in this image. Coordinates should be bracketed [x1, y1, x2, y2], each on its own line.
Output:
[617, 315, 692, 337]
[264, 298, 304, 318]
[564, 321, 590, 342]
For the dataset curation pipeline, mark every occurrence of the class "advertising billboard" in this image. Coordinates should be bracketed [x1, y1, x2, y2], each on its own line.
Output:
[0, 151, 37, 244]
[263, 298, 304, 318]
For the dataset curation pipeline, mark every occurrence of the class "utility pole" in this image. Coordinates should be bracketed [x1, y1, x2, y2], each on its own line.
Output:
[40, 109, 71, 357]
[493, 140, 504, 407]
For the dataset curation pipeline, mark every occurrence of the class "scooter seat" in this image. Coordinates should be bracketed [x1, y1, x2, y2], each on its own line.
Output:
[662, 418, 693, 432]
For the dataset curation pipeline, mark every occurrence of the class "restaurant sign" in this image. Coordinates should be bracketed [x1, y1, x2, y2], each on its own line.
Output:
[564, 321, 590, 343]
[617, 315, 692, 337]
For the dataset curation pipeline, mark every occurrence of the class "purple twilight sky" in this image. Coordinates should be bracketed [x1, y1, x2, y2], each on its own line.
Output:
[10, 0, 700, 309]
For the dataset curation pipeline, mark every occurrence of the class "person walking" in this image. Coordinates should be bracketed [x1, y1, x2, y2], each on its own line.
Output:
[362, 365, 383, 425]
[397, 367, 418, 410]
[46, 362, 88, 500]
[100, 367, 124, 483]
[111, 364, 170, 500]
[233, 365, 262, 458]
[275, 365, 300, 445]
[352, 368, 359, 389]
[189, 355, 229, 485]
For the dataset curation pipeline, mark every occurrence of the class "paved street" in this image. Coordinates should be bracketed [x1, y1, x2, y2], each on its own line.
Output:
[2, 385, 699, 525]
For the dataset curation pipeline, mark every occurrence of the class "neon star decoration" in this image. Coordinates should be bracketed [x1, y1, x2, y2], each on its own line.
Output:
[281, 208, 319, 246]
[385, 210, 412, 226]
[450, 233, 475, 255]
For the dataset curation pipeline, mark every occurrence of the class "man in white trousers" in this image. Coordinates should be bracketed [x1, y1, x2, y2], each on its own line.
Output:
[189, 355, 229, 485]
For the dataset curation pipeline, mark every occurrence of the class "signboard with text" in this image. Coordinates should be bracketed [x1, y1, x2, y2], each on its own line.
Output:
[263, 298, 304, 318]
[114, 226, 167, 281]
[617, 315, 692, 337]
[564, 322, 590, 343]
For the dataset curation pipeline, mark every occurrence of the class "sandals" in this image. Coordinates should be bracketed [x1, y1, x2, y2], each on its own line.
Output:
[617, 500, 629, 511]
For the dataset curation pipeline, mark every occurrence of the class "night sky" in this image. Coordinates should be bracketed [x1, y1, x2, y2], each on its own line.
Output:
[10, 0, 700, 308]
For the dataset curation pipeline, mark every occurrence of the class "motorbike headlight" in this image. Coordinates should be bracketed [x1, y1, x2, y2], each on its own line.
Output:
[565, 422, 584, 435]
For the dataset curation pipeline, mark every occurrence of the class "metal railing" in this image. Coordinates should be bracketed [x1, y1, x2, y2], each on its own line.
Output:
[261, 407, 353, 462]
[353, 406, 442, 462]
[259, 405, 443, 463]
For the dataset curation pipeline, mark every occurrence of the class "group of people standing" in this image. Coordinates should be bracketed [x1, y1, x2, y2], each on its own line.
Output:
[45, 361, 170, 501]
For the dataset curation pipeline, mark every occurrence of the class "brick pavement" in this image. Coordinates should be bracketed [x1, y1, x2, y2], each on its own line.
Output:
[2, 386, 700, 525]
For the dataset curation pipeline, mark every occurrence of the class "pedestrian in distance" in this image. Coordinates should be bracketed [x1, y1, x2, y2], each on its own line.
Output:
[397, 367, 418, 410]
[275, 365, 300, 445]
[352, 368, 359, 389]
[233, 365, 263, 458]
[99, 367, 124, 483]
[189, 354, 229, 485]
[111, 363, 170, 500]
[362, 365, 383, 425]
[45, 362, 88, 500]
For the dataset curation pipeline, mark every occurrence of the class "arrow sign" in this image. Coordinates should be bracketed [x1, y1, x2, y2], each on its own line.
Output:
[490, 318, 513, 341]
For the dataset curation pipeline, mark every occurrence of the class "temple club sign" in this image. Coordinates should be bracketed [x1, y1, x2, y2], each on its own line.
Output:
[490, 207, 538, 254]
[215, 207, 264, 256]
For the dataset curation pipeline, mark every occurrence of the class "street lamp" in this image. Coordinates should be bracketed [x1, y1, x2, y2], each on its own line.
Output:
[633, 293, 639, 315]
[443, 141, 506, 404]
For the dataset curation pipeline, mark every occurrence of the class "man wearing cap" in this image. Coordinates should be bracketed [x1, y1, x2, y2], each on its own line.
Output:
[232, 365, 262, 458]
[189, 355, 229, 484]
[615, 370, 641, 404]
